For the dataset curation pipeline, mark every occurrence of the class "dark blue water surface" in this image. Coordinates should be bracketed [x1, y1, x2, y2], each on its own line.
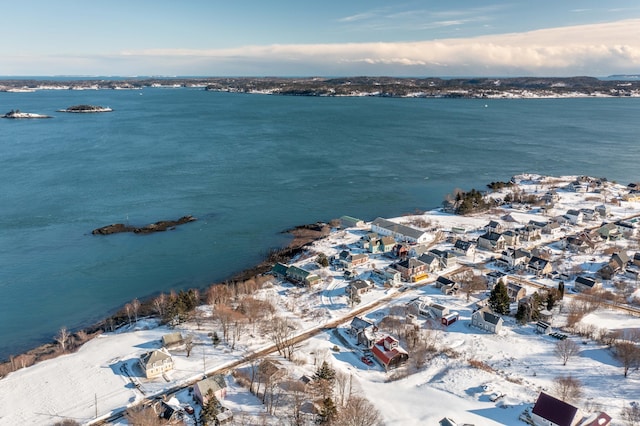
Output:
[1, 88, 639, 359]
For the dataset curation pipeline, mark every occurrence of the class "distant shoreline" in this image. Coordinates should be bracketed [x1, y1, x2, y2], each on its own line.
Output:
[1, 76, 639, 98]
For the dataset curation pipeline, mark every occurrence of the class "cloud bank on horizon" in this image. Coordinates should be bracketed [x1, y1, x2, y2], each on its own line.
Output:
[1, 3, 640, 77]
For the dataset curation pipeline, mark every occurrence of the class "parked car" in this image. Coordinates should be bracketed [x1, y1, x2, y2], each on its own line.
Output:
[184, 404, 195, 415]
[361, 356, 373, 366]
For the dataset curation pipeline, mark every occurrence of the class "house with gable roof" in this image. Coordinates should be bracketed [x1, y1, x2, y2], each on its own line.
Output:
[507, 282, 526, 302]
[139, 348, 174, 379]
[452, 239, 476, 257]
[471, 307, 503, 334]
[429, 249, 457, 269]
[345, 279, 372, 297]
[393, 258, 428, 282]
[574, 276, 602, 293]
[338, 250, 369, 269]
[417, 252, 441, 273]
[349, 316, 377, 348]
[370, 335, 409, 370]
[531, 392, 582, 426]
[527, 256, 552, 277]
[371, 217, 430, 244]
[477, 232, 506, 252]
[565, 209, 584, 225]
[194, 374, 227, 405]
[484, 220, 503, 234]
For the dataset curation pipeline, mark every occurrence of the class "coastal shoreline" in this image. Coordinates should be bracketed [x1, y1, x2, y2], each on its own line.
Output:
[1, 76, 639, 98]
[0, 221, 333, 371]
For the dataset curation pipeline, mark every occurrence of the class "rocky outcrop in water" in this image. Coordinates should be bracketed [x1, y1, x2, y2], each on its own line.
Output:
[92, 215, 196, 235]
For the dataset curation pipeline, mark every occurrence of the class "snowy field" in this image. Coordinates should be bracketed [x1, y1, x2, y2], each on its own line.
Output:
[1, 174, 640, 425]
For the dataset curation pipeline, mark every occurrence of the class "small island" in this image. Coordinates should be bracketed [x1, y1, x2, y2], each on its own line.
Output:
[2, 109, 52, 119]
[91, 215, 196, 235]
[58, 104, 113, 113]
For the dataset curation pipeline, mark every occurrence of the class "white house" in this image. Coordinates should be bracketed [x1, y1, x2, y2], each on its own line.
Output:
[471, 307, 503, 334]
[371, 217, 430, 244]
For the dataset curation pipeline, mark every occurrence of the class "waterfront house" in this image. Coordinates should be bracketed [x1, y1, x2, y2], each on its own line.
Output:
[286, 265, 321, 286]
[371, 217, 430, 244]
[471, 307, 503, 334]
[161, 332, 184, 349]
[139, 348, 174, 379]
[531, 392, 582, 426]
[340, 215, 365, 228]
[194, 374, 227, 405]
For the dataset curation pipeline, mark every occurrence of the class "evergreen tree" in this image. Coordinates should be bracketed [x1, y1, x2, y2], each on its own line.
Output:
[313, 361, 337, 402]
[489, 281, 510, 315]
[318, 397, 337, 424]
[546, 291, 556, 311]
[558, 281, 565, 299]
[199, 389, 220, 425]
[515, 303, 530, 325]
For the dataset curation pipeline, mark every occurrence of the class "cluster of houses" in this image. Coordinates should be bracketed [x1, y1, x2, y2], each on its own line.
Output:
[136, 332, 232, 423]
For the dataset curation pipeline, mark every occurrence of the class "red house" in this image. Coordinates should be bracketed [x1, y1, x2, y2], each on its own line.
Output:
[371, 336, 408, 370]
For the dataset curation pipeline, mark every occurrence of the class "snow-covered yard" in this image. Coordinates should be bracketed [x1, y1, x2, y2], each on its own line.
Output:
[1, 174, 640, 425]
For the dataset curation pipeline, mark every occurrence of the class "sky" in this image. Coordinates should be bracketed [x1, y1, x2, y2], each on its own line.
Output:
[2, 0, 640, 77]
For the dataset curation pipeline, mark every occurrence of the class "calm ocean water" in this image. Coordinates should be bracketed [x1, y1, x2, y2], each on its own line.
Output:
[1, 88, 639, 360]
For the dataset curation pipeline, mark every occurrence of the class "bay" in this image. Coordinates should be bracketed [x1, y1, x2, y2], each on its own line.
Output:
[0, 87, 639, 360]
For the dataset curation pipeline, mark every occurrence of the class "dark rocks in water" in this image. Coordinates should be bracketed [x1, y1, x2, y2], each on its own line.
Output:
[92, 215, 196, 235]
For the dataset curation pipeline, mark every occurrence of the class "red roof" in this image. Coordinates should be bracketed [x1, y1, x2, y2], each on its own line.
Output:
[371, 336, 407, 366]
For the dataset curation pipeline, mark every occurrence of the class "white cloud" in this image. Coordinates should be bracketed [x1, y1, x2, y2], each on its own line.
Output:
[3, 19, 640, 76]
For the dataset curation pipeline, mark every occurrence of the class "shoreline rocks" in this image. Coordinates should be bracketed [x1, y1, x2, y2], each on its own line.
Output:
[91, 215, 197, 235]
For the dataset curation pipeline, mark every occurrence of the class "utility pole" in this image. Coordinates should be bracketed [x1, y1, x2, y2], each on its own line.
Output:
[94, 393, 98, 418]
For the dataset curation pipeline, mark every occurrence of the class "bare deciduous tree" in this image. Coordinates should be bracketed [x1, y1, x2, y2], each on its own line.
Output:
[131, 298, 141, 323]
[335, 370, 353, 407]
[185, 334, 194, 358]
[334, 395, 384, 426]
[124, 303, 133, 325]
[552, 374, 583, 403]
[621, 403, 640, 426]
[55, 327, 70, 352]
[153, 293, 167, 317]
[554, 339, 580, 366]
[615, 341, 640, 377]
[267, 316, 297, 359]
[125, 405, 165, 426]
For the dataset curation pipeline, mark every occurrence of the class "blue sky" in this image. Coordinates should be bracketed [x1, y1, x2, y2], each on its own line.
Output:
[2, 1, 640, 76]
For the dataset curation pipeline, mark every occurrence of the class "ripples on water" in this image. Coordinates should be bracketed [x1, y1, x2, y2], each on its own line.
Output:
[0, 89, 639, 358]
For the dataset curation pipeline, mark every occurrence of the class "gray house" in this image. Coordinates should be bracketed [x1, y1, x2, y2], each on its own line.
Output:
[471, 307, 503, 334]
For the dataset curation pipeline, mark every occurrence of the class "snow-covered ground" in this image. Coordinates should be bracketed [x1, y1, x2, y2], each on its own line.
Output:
[1, 174, 639, 425]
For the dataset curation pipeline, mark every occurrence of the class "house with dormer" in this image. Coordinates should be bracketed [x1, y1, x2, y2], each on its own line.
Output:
[496, 248, 531, 269]
[507, 282, 526, 302]
[139, 348, 174, 379]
